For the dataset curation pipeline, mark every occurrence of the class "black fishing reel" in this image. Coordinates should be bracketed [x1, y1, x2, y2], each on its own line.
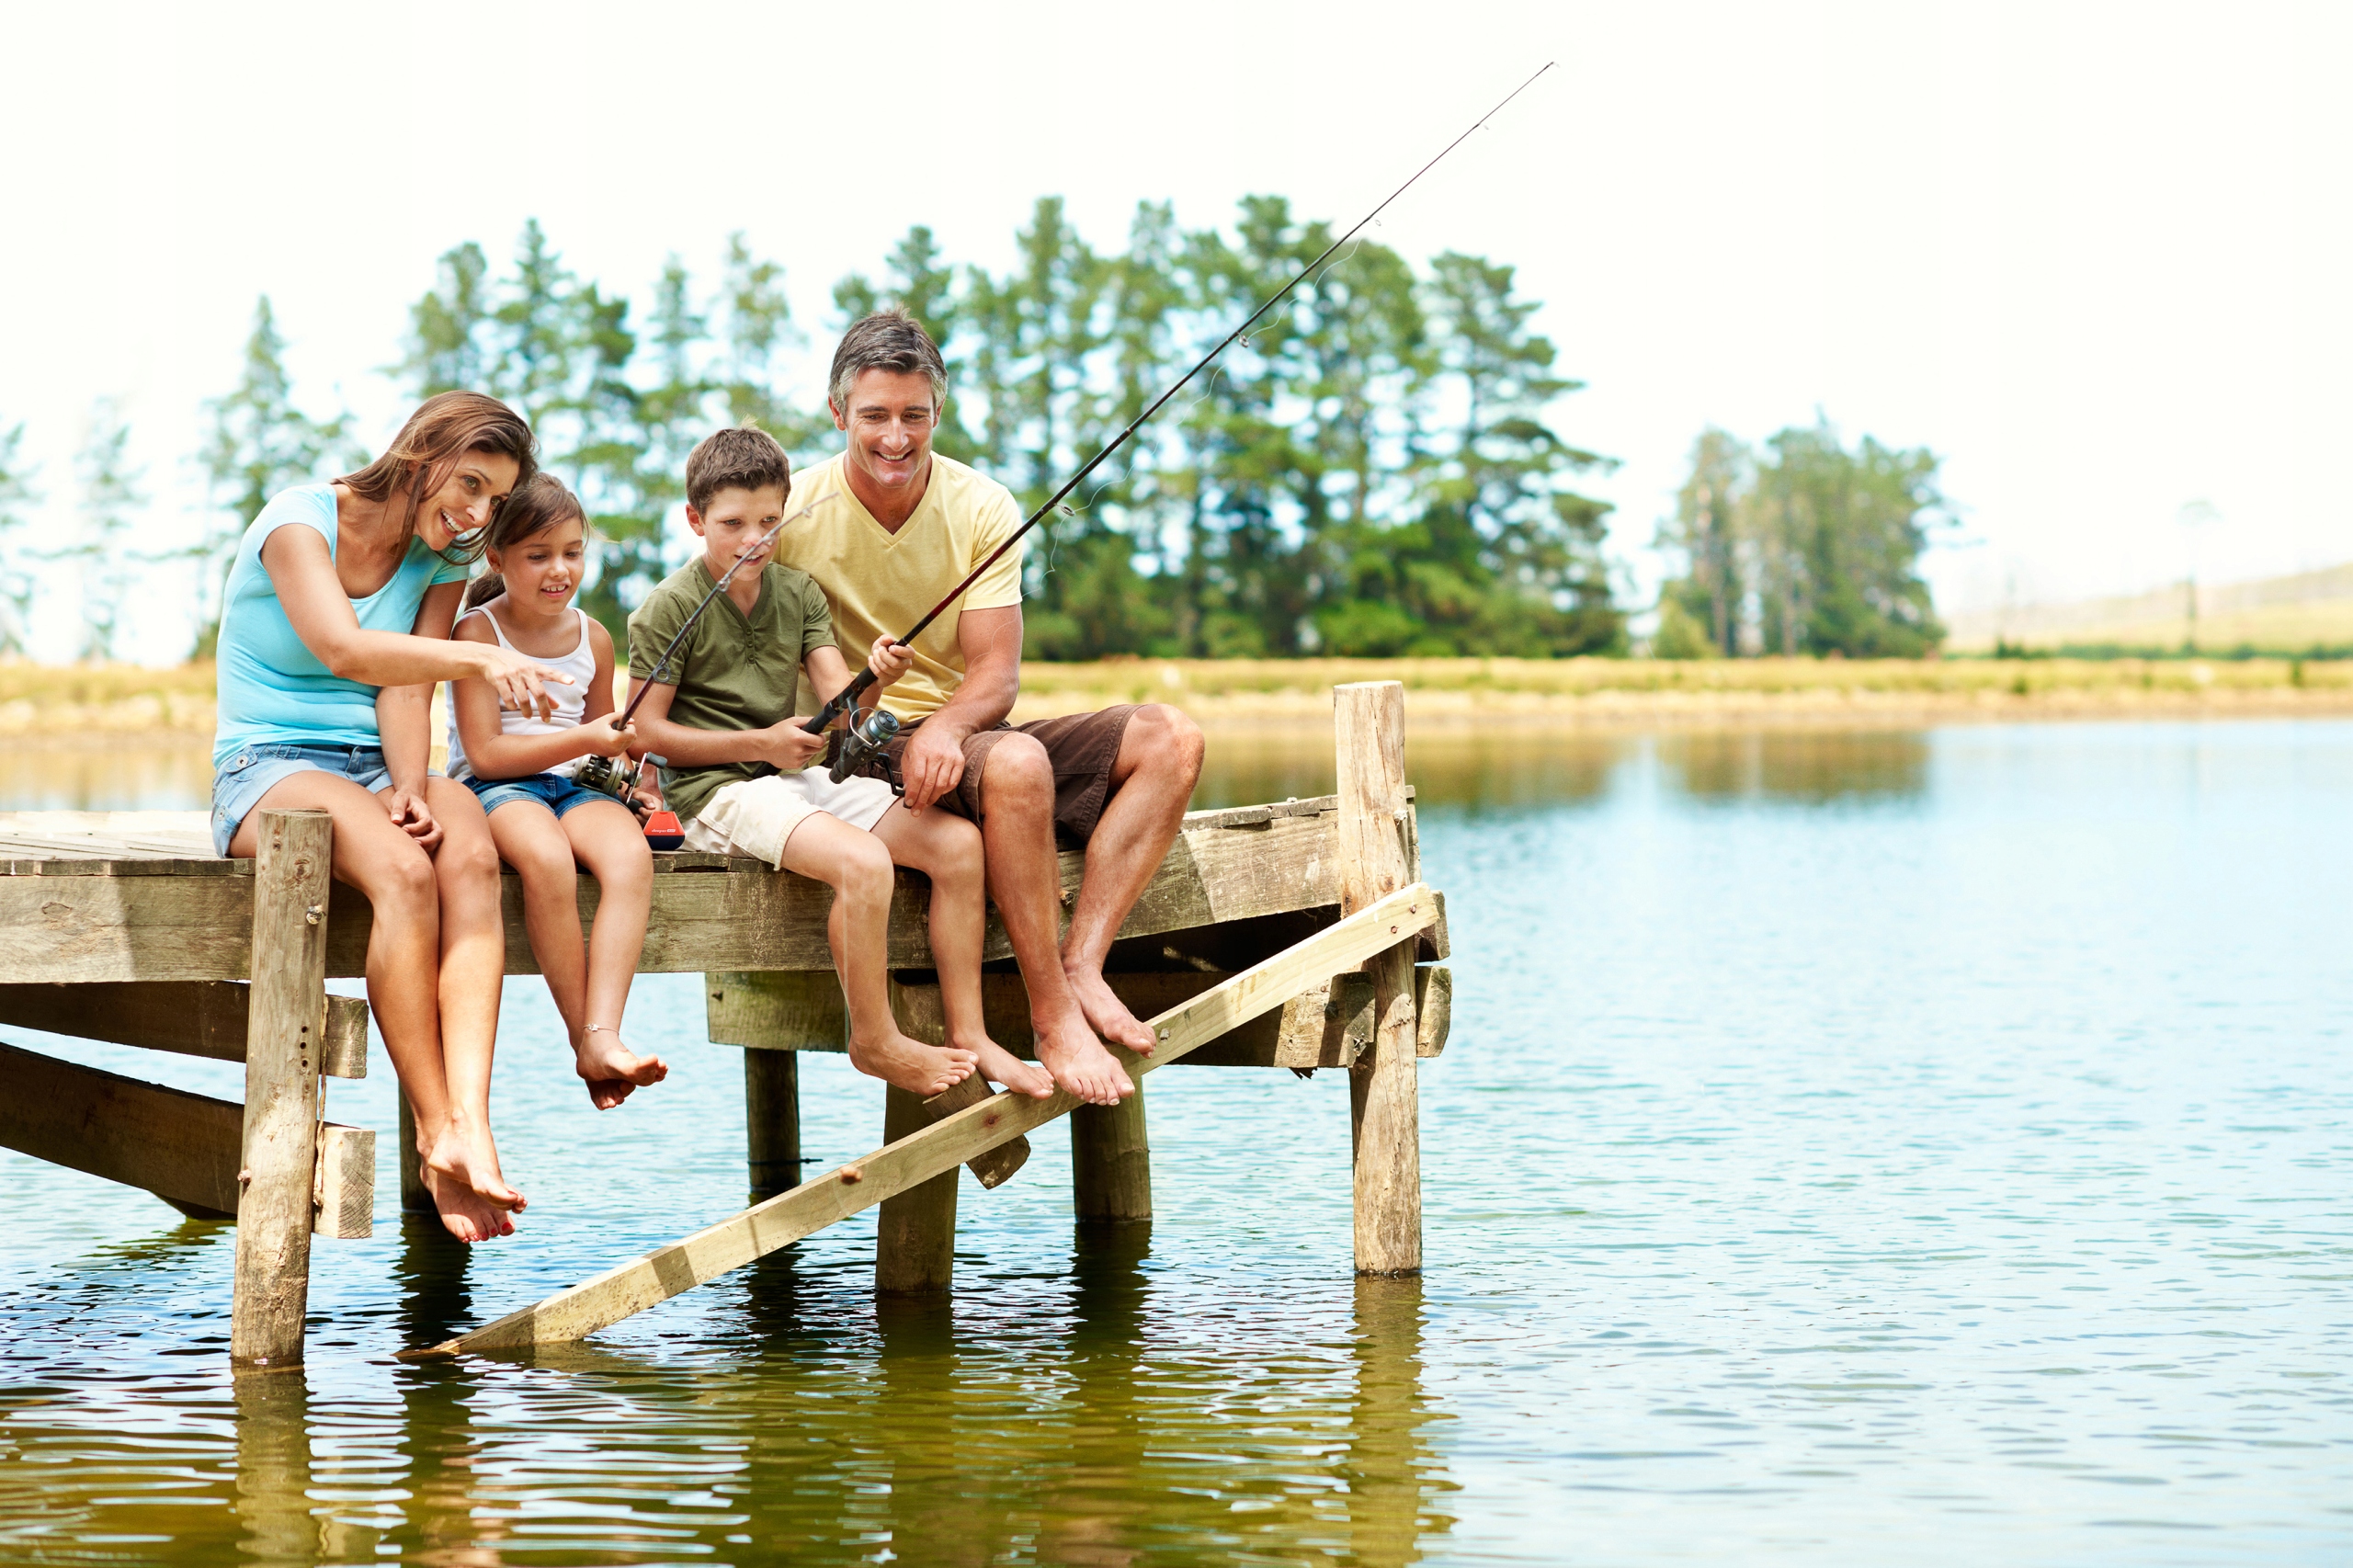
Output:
[574, 752, 665, 816]
[829, 707, 904, 796]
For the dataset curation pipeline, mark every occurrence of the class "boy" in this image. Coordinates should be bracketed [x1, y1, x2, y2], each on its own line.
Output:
[626, 426, 1011, 1099]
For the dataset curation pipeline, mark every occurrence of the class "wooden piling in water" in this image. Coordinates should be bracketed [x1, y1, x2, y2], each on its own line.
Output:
[744, 1050, 801, 1201]
[1072, 1085, 1152, 1223]
[1335, 683, 1423, 1277]
[875, 978, 961, 1292]
[231, 809, 334, 1369]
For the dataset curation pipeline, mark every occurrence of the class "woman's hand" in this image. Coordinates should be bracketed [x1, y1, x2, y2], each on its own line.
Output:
[867, 635, 915, 688]
[577, 713, 638, 759]
[381, 787, 444, 852]
[475, 642, 573, 722]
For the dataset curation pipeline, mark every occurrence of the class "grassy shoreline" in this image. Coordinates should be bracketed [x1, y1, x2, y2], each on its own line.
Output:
[5, 655, 2349, 740]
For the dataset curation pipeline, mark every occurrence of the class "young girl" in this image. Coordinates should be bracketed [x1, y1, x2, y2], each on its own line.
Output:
[449, 475, 670, 1109]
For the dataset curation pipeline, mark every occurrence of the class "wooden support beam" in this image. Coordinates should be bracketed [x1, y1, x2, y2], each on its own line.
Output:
[875, 1085, 957, 1293]
[0, 1040, 371, 1236]
[0, 982, 367, 1077]
[1336, 684, 1422, 1278]
[744, 1049, 801, 1200]
[1071, 1082, 1151, 1223]
[395, 1094, 430, 1212]
[232, 809, 334, 1369]
[404, 881, 1438, 1357]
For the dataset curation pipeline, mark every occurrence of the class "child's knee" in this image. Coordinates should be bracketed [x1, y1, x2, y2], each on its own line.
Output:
[838, 835, 896, 900]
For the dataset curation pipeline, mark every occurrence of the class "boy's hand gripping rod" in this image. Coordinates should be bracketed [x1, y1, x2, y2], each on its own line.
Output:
[798, 62, 1555, 738]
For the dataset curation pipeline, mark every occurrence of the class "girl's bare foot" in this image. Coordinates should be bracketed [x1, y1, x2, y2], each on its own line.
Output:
[848, 1028, 979, 1097]
[959, 1031, 1054, 1099]
[574, 1026, 668, 1110]
[421, 1120, 524, 1242]
[1064, 964, 1157, 1055]
[1033, 1008, 1134, 1106]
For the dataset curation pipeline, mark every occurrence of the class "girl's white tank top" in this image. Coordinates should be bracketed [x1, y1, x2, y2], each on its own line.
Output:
[446, 605, 599, 783]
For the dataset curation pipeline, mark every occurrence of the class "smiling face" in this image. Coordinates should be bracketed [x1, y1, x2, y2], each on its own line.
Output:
[414, 449, 523, 552]
[831, 369, 938, 503]
[486, 514, 586, 615]
[686, 484, 789, 579]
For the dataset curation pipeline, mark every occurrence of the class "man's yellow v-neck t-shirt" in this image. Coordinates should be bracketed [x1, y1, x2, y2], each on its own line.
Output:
[776, 453, 1025, 722]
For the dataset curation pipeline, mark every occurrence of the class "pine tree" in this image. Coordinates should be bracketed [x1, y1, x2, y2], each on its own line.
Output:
[400, 242, 493, 395]
[194, 297, 354, 656]
[55, 400, 146, 662]
[0, 421, 42, 656]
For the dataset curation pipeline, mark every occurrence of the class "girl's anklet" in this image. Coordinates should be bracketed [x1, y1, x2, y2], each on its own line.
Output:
[585, 1024, 620, 1039]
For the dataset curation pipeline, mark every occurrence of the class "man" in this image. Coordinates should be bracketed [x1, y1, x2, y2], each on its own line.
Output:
[775, 310, 1204, 1108]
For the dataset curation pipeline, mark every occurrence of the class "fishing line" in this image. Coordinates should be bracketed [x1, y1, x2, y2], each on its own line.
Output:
[803, 61, 1556, 735]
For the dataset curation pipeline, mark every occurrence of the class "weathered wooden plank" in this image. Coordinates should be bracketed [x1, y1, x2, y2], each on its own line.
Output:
[404, 881, 1439, 1356]
[0, 982, 367, 1078]
[1336, 684, 1422, 1278]
[0, 1040, 371, 1235]
[0, 805, 1345, 983]
[233, 809, 333, 1369]
[1273, 966, 1453, 1068]
[313, 1125, 374, 1240]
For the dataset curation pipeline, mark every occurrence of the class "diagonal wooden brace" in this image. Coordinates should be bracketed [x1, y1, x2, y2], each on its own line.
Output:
[402, 881, 1440, 1358]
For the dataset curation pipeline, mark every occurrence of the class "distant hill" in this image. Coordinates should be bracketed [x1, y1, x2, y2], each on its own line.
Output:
[1945, 563, 2353, 653]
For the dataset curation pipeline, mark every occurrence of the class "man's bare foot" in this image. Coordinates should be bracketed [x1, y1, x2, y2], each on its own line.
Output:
[956, 1031, 1054, 1099]
[1033, 1007, 1133, 1106]
[1064, 964, 1157, 1055]
[848, 1029, 980, 1097]
[421, 1120, 524, 1243]
[574, 1026, 668, 1110]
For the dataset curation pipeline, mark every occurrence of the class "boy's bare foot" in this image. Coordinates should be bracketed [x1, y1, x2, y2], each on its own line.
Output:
[956, 1031, 1054, 1099]
[574, 1026, 668, 1110]
[848, 1028, 980, 1097]
[421, 1121, 524, 1243]
[1064, 963, 1157, 1055]
[1033, 1008, 1134, 1106]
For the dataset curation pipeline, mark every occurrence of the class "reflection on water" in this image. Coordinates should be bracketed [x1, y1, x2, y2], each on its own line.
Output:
[1197, 722, 1929, 810]
[0, 740, 211, 812]
[5, 721, 2351, 1564]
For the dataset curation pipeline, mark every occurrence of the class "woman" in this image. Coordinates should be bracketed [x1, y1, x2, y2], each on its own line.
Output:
[212, 392, 566, 1244]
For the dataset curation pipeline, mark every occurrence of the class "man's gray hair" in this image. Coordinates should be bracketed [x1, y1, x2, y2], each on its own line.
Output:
[828, 309, 949, 417]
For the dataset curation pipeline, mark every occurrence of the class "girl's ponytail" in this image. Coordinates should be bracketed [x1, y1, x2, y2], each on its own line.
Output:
[463, 571, 506, 611]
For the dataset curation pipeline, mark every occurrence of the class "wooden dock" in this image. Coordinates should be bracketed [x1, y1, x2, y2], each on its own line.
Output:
[0, 682, 1449, 1367]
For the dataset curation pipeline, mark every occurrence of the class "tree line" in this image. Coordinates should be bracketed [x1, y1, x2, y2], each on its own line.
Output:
[0, 201, 1953, 664]
[1653, 420, 1949, 658]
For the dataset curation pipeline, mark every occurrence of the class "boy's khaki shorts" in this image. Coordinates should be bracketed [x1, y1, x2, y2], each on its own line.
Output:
[683, 767, 896, 869]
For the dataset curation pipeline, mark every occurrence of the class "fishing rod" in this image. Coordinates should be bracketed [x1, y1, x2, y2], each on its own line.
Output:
[800, 61, 1556, 742]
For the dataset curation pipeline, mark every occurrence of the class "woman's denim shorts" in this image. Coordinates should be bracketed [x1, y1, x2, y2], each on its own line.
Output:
[210, 743, 393, 855]
[465, 770, 614, 821]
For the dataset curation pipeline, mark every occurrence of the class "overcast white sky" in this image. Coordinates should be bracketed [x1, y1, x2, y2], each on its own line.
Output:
[2, 0, 2347, 661]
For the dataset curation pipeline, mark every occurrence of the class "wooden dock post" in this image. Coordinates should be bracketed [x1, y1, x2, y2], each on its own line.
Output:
[744, 1050, 801, 1200]
[231, 809, 333, 1369]
[396, 1096, 431, 1212]
[875, 1084, 958, 1293]
[1335, 683, 1422, 1276]
[1071, 1084, 1152, 1223]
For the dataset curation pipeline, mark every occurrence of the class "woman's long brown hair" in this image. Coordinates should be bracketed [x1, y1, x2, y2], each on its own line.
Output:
[337, 392, 537, 567]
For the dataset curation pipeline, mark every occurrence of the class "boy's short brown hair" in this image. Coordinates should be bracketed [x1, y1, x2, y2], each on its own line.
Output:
[685, 425, 791, 513]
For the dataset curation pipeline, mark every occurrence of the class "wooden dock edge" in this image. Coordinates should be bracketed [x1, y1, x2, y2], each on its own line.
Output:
[0, 982, 368, 1078]
[401, 881, 1439, 1358]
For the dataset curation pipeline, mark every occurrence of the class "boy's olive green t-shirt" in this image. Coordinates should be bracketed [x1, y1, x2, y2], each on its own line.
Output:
[627, 558, 835, 824]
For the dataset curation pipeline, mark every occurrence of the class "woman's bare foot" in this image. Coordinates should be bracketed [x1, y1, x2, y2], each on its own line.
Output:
[574, 1026, 668, 1110]
[1033, 1007, 1134, 1106]
[956, 1031, 1054, 1099]
[1064, 964, 1157, 1055]
[421, 1119, 524, 1243]
[847, 1029, 979, 1097]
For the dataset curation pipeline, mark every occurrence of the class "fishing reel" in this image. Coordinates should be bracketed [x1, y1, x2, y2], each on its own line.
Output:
[574, 752, 686, 848]
[828, 707, 904, 796]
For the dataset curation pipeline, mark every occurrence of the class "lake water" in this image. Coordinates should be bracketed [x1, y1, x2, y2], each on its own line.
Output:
[2, 721, 2348, 1565]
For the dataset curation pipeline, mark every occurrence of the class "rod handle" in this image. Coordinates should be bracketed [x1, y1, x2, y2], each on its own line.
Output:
[802, 667, 878, 734]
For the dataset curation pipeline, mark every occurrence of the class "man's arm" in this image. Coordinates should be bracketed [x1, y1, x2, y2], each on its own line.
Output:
[898, 603, 1022, 812]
